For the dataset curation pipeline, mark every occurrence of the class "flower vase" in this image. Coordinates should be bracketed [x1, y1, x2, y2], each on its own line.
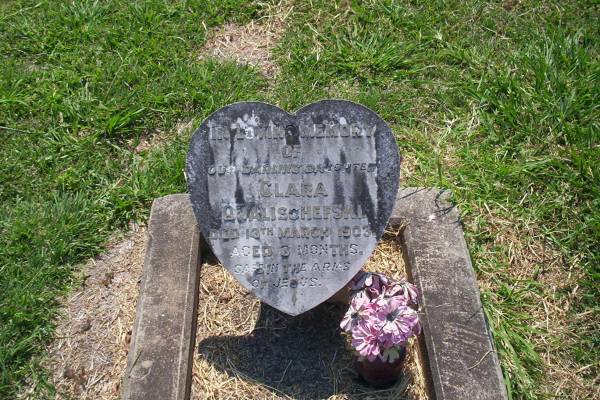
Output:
[355, 346, 407, 388]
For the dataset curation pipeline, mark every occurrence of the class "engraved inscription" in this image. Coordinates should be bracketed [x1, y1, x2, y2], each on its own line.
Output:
[186, 101, 400, 315]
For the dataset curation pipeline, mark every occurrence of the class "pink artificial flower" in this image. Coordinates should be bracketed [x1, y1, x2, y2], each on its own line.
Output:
[382, 285, 410, 305]
[350, 271, 388, 299]
[375, 297, 420, 346]
[384, 279, 419, 305]
[343, 272, 422, 363]
[351, 322, 381, 361]
[340, 292, 370, 332]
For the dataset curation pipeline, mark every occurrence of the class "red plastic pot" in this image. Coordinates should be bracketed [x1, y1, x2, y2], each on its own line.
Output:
[355, 346, 407, 388]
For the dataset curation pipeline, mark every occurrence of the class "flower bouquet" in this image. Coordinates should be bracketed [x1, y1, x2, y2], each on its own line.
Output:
[340, 272, 421, 387]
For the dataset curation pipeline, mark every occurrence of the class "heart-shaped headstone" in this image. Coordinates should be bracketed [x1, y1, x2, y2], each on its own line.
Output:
[186, 100, 400, 315]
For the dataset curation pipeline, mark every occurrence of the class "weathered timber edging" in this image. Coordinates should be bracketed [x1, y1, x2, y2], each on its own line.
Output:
[122, 195, 202, 400]
[391, 188, 507, 399]
[122, 189, 507, 400]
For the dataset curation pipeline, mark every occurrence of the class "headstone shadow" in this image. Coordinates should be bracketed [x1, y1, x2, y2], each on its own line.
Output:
[197, 302, 370, 399]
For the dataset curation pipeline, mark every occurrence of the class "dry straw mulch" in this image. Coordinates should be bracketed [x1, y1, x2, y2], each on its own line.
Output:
[192, 229, 429, 400]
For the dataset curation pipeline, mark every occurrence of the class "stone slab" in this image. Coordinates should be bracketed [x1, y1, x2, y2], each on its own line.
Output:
[186, 100, 400, 315]
[122, 194, 202, 400]
[390, 188, 507, 400]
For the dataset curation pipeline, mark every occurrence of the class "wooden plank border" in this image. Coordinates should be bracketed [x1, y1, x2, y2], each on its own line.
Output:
[390, 188, 507, 399]
[122, 195, 202, 400]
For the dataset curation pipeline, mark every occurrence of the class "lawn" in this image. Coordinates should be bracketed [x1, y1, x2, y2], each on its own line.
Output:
[0, 0, 598, 399]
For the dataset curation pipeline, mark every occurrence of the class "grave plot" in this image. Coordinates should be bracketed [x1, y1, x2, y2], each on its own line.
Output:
[192, 231, 429, 399]
[123, 101, 507, 400]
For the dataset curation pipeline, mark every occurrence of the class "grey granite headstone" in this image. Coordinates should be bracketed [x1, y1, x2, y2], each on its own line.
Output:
[186, 100, 400, 315]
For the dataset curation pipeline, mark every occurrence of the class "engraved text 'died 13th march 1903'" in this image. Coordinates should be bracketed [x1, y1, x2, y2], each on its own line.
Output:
[186, 101, 400, 315]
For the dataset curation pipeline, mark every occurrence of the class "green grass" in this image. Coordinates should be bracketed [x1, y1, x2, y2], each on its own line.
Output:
[0, 0, 269, 397]
[272, 1, 598, 397]
[1, 0, 598, 398]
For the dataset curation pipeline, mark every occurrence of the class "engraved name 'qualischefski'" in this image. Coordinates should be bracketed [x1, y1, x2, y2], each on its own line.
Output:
[221, 204, 367, 222]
